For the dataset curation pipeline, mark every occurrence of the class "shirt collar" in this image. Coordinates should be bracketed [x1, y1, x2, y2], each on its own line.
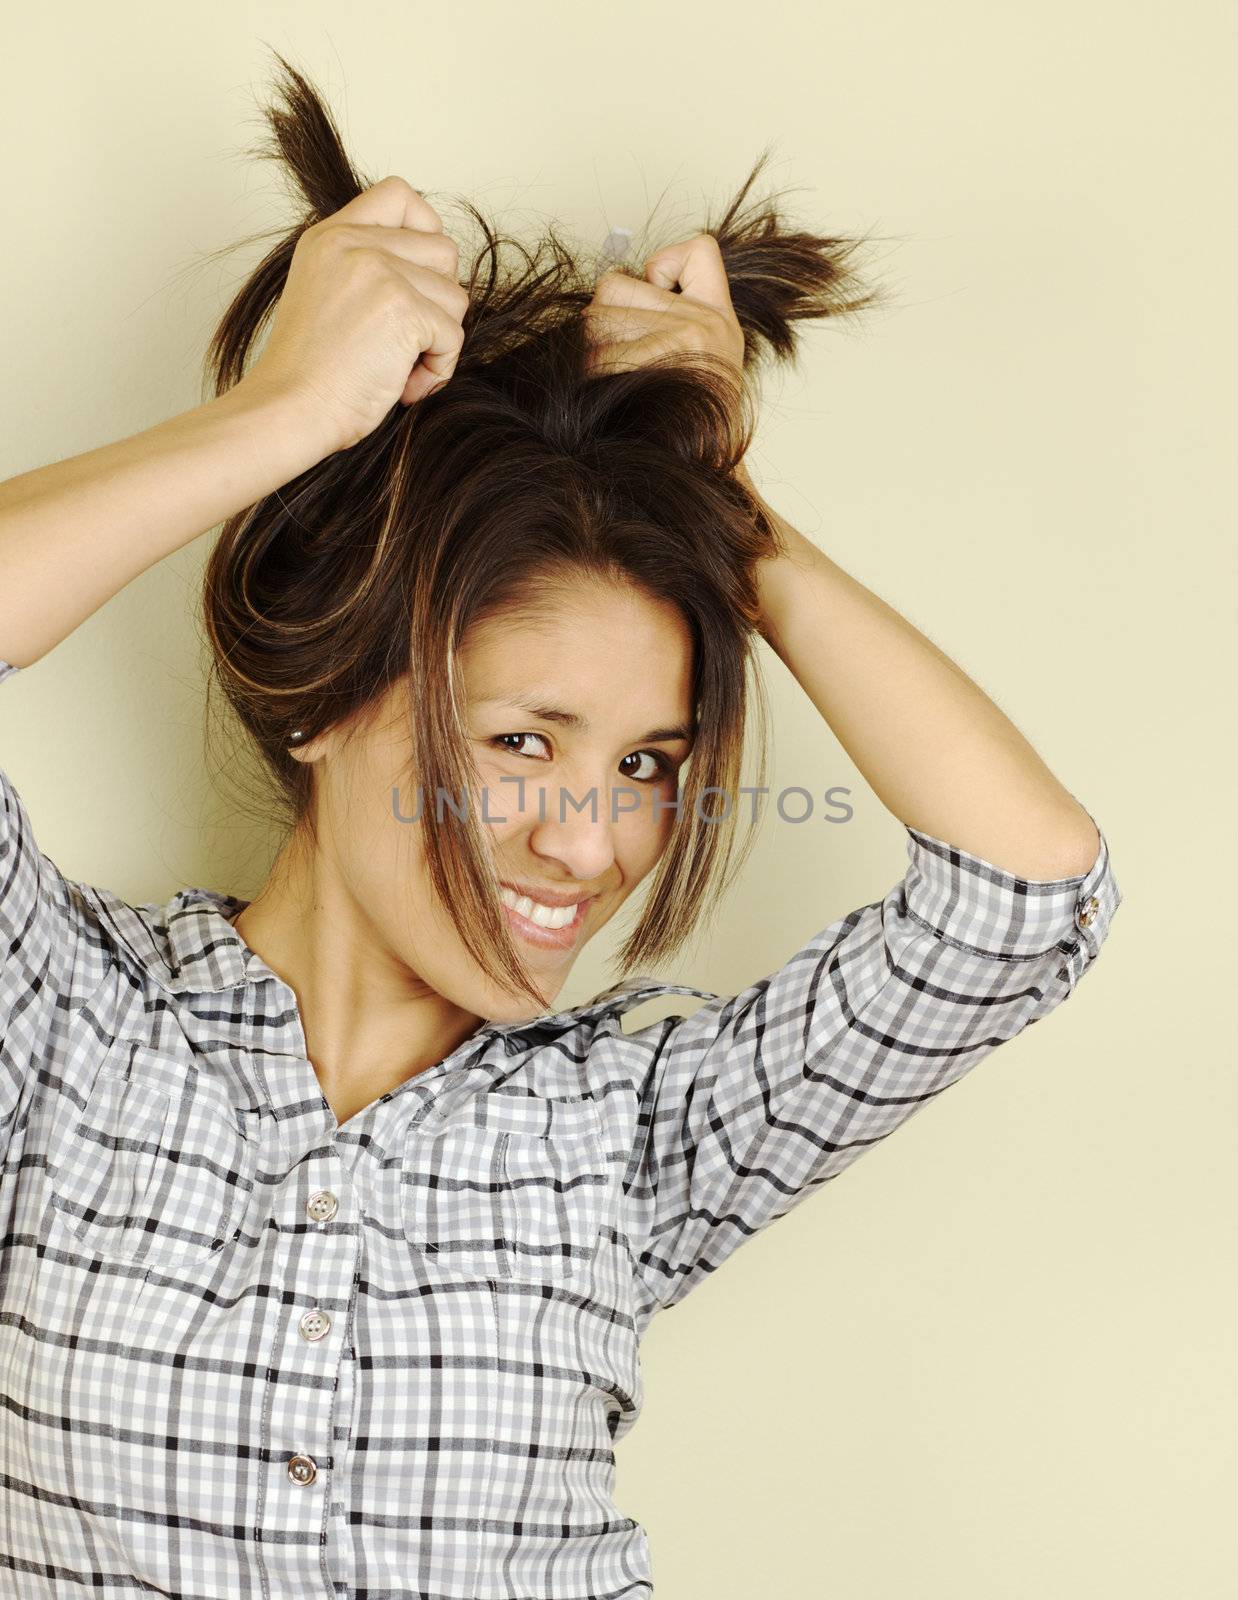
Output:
[119, 885, 713, 1026]
[163, 888, 265, 993]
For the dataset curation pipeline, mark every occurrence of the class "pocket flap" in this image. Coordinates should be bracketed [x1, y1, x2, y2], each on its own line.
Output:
[429, 1088, 603, 1142]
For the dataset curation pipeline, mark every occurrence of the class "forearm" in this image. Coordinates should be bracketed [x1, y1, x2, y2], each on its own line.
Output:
[740, 464, 1099, 880]
[0, 379, 331, 669]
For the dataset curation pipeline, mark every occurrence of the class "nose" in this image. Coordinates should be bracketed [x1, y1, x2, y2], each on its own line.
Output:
[523, 775, 621, 884]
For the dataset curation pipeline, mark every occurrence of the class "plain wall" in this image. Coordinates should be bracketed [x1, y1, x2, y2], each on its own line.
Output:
[1, 3, 1232, 1594]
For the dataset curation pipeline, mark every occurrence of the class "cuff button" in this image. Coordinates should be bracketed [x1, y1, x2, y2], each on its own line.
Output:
[1076, 895, 1100, 928]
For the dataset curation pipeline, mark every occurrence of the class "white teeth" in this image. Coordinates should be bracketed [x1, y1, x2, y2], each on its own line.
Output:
[499, 886, 581, 930]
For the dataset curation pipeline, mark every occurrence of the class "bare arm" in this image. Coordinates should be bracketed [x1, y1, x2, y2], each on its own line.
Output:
[581, 233, 1102, 883]
[0, 174, 469, 671]
[0, 380, 331, 669]
[739, 459, 1100, 881]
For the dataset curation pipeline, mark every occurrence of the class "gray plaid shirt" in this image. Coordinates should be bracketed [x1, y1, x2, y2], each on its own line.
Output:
[0, 656, 1122, 1598]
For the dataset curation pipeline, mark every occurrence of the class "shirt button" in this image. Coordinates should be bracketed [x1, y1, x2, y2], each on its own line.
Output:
[1076, 895, 1101, 929]
[306, 1189, 338, 1223]
[299, 1308, 332, 1342]
[287, 1453, 318, 1486]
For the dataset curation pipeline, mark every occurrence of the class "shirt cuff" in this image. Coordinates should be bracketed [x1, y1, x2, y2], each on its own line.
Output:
[901, 806, 1120, 961]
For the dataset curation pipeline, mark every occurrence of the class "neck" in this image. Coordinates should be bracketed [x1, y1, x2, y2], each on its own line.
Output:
[230, 838, 484, 1125]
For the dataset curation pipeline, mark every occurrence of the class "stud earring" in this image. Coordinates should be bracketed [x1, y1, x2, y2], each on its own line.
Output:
[287, 729, 307, 748]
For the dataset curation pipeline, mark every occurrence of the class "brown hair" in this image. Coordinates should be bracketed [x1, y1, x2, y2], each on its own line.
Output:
[199, 51, 881, 1005]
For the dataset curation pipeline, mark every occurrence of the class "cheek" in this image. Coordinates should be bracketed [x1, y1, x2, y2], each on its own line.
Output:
[614, 786, 679, 872]
[380, 821, 494, 980]
[356, 782, 462, 941]
[472, 757, 534, 836]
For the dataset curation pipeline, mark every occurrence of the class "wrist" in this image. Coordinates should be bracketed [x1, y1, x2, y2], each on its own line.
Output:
[220, 375, 345, 476]
[752, 511, 827, 651]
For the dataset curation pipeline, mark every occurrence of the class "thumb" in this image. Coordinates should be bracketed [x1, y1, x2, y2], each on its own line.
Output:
[644, 234, 733, 311]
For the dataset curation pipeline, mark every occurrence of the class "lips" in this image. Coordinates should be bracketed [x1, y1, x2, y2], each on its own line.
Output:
[497, 879, 593, 910]
[498, 885, 594, 951]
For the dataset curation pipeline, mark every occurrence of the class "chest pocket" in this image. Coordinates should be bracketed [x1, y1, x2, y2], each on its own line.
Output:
[403, 1090, 609, 1285]
[47, 1044, 258, 1267]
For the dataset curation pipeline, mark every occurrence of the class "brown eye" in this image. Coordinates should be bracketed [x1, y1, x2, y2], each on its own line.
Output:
[491, 733, 551, 759]
[619, 750, 672, 783]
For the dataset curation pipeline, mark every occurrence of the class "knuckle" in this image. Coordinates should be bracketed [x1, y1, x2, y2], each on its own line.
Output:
[315, 220, 353, 253]
[365, 258, 408, 305]
[429, 231, 459, 272]
[383, 264, 415, 302]
[383, 289, 419, 333]
[340, 239, 376, 273]
[593, 269, 624, 300]
[375, 173, 421, 200]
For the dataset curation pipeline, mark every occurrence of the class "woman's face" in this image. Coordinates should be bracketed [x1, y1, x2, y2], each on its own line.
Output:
[297, 574, 696, 1022]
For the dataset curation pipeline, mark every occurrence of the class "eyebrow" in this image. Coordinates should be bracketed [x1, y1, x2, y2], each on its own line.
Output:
[475, 693, 695, 745]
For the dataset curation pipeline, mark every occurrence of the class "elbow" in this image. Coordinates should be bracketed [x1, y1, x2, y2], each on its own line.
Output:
[1038, 807, 1102, 880]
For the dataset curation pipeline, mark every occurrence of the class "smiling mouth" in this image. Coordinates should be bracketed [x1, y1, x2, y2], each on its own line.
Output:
[498, 885, 593, 948]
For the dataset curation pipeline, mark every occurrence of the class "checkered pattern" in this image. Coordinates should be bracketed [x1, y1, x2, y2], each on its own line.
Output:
[0, 655, 1122, 1597]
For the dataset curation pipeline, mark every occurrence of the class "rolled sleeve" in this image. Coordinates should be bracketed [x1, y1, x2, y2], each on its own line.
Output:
[903, 808, 1119, 993]
[1, 658, 84, 1143]
[620, 813, 1123, 1322]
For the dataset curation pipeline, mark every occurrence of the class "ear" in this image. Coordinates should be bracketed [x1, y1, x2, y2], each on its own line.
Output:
[287, 729, 333, 763]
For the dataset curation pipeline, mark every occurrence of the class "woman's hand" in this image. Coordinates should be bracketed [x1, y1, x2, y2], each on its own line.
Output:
[239, 175, 471, 456]
[581, 232, 747, 427]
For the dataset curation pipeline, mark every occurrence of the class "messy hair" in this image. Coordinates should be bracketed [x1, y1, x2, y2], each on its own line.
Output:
[199, 51, 880, 1005]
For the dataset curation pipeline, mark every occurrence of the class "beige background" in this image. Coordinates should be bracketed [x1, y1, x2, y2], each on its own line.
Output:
[1, 3, 1232, 1594]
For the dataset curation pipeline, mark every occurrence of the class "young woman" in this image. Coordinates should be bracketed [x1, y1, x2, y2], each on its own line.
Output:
[0, 59, 1120, 1600]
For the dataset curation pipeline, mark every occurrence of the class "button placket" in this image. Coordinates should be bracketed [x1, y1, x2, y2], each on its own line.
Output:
[274, 1160, 356, 1521]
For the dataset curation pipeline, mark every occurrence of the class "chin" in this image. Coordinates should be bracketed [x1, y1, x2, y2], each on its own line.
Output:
[477, 974, 564, 1024]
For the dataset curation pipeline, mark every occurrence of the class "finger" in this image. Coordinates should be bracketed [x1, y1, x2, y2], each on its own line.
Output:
[338, 222, 460, 279]
[580, 303, 666, 345]
[401, 359, 450, 405]
[586, 325, 685, 377]
[410, 295, 466, 383]
[590, 269, 679, 312]
[644, 233, 734, 314]
[381, 255, 471, 323]
[400, 331, 460, 405]
[392, 290, 465, 401]
[329, 174, 445, 235]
